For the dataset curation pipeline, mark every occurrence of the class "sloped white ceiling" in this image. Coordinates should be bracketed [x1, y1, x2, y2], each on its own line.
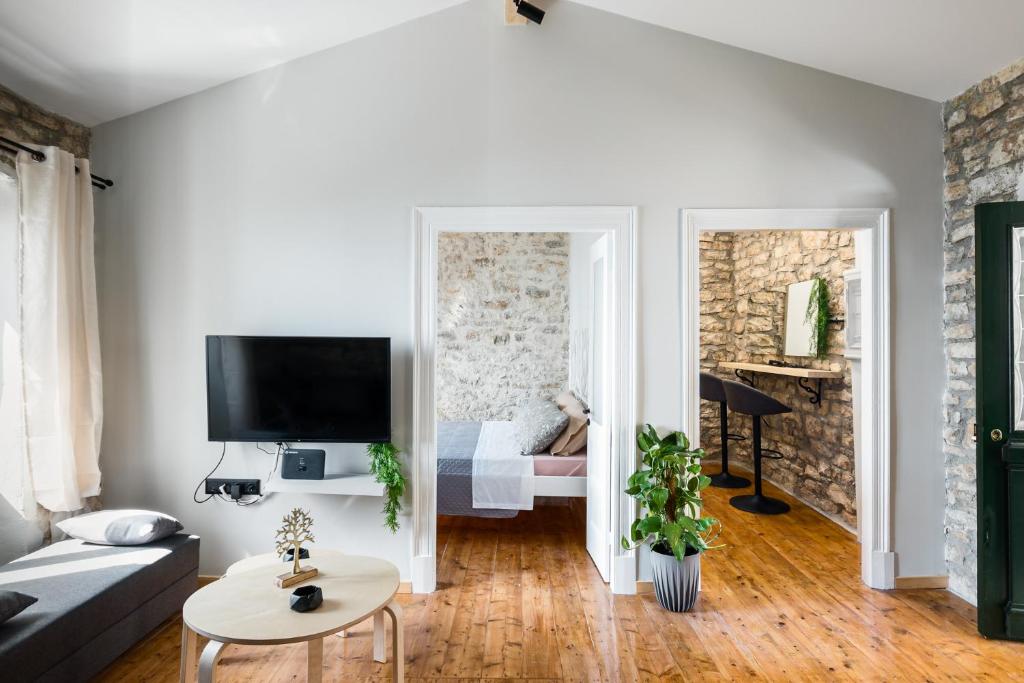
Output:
[0, 0, 467, 125]
[0, 0, 1020, 126]
[571, 0, 1024, 102]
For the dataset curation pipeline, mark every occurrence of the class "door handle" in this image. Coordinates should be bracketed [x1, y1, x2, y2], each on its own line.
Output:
[990, 428, 1004, 443]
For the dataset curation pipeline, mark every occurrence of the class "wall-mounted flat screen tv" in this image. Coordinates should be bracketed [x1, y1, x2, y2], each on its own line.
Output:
[206, 336, 391, 443]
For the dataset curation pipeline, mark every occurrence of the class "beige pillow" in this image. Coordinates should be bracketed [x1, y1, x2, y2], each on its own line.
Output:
[550, 391, 589, 456]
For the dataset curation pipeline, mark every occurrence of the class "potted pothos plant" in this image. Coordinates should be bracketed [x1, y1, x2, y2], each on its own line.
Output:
[622, 424, 721, 612]
[367, 442, 406, 533]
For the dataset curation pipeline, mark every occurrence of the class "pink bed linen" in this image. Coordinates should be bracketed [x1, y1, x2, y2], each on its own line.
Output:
[533, 452, 587, 477]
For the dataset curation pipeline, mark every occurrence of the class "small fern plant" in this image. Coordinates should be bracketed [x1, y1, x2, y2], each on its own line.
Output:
[805, 276, 831, 359]
[621, 425, 722, 560]
[367, 442, 406, 533]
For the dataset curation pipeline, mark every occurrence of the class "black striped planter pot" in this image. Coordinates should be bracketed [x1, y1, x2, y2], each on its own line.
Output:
[650, 547, 700, 612]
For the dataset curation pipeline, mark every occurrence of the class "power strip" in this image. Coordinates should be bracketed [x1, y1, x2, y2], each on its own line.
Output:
[204, 478, 260, 500]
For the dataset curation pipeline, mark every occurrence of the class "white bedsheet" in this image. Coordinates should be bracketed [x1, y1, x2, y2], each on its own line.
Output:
[472, 421, 535, 510]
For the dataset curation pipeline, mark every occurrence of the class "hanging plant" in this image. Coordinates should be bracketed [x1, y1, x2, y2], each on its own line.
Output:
[367, 442, 406, 533]
[805, 276, 831, 359]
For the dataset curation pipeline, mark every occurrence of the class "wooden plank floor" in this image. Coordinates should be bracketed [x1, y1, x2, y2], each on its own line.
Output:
[96, 471, 1024, 681]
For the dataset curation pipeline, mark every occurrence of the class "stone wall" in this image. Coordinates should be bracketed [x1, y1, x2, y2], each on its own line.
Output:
[0, 84, 91, 163]
[941, 58, 1024, 603]
[437, 232, 569, 421]
[698, 232, 736, 437]
[700, 230, 857, 528]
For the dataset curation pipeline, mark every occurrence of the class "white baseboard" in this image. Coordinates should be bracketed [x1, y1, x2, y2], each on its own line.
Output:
[411, 554, 435, 594]
[611, 554, 636, 594]
[865, 550, 895, 589]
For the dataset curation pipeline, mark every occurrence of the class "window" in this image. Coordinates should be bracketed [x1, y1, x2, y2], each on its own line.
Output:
[0, 169, 16, 390]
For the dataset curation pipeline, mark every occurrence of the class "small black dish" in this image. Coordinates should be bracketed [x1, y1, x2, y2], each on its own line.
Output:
[290, 585, 323, 613]
[282, 548, 310, 563]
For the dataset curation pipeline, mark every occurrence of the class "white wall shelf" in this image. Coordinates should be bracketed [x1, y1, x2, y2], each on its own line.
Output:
[264, 473, 384, 497]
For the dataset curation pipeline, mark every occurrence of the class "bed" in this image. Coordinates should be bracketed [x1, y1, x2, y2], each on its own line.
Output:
[437, 421, 587, 518]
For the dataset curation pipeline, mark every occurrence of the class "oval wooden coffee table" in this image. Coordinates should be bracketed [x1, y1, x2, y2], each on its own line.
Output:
[180, 552, 402, 682]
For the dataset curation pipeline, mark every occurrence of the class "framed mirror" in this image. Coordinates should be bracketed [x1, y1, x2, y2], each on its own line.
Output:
[783, 279, 816, 357]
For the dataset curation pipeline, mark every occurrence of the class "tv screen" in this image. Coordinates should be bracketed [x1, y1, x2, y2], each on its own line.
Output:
[206, 336, 391, 443]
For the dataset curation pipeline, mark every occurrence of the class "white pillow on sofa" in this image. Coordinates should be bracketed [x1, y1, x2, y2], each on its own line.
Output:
[57, 509, 183, 546]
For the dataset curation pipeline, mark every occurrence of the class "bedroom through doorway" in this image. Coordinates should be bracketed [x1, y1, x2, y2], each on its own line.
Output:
[433, 229, 612, 581]
[411, 207, 638, 594]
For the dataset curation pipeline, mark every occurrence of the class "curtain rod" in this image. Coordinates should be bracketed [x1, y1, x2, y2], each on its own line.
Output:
[0, 135, 114, 190]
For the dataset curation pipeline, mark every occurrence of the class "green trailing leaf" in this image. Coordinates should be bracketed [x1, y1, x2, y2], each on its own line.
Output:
[805, 276, 831, 359]
[367, 442, 407, 533]
[639, 515, 663, 535]
[663, 521, 682, 548]
[645, 424, 660, 446]
[620, 424, 724, 559]
[649, 487, 669, 512]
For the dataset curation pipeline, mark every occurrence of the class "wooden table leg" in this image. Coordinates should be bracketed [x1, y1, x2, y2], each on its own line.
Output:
[383, 600, 404, 682]
[373, 609, 386, 663]
[307, 637, 323, 683]
[197, 640, 226, 683]
[180, 623, 197, 682]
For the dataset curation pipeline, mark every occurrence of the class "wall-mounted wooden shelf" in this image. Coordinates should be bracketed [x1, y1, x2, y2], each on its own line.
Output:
[719, 361, 843, 379]
[719, 361, 844, 406]
[264, 473, 384, 497]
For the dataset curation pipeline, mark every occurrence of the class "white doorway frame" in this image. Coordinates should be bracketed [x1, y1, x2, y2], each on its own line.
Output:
[411, 206, 638, 594]
[679, 208, 894, 589]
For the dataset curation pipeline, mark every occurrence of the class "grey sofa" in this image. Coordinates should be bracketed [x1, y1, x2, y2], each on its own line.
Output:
[0, 533, 199, 683]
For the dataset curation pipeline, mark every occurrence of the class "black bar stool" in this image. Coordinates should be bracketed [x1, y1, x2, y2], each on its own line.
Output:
[699, 372, 750, 489]
[722, 379, 792, 515]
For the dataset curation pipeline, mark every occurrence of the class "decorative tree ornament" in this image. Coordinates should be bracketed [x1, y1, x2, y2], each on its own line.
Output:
[274, 507, 318, 587]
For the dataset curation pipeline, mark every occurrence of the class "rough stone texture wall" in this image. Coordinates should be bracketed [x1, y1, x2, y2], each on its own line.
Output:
[698, 232, 736, 439]
[700, 230, 857, 528]
[942, 58, 1024, 603]
[0, 84, 91, 164]
[437, 232, 569, 421]
[0, 84, 94, 551]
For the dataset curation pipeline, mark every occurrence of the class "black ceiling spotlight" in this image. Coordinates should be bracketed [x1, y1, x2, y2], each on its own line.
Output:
[514, 0, 545, 25]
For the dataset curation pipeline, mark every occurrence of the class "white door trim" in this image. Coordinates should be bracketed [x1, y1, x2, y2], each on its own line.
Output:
[411, 206, 639, 594]
[679, 208, 894, 589]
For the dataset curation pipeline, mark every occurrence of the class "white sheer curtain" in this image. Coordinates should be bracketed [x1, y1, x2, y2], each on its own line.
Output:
[0, 147, 103, 517]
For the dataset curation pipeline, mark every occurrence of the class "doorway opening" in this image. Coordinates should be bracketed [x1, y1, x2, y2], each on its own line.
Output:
[412, 207, 637, 594]
[681, 209, 893, 589]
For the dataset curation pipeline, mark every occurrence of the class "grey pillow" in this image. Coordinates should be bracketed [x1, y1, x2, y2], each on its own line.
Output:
[0, 590, 37, 624]
[513, 398, 570, 454]
[56, 509, 183, 546]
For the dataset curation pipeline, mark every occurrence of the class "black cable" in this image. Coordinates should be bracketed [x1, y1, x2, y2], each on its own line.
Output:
[265, 443, 282, 481]
[193, 441, 286, 507]
[233, 442, 285, 507]
[193, 442, 227, 503]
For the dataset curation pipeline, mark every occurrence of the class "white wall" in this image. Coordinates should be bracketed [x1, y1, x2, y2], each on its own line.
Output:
[92, 0, 946, 578]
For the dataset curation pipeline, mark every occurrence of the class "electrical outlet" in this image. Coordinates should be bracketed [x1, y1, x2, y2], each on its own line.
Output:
[205, 478, 260, 499]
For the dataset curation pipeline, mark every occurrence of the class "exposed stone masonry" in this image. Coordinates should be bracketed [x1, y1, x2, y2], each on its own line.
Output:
[437, 232, 569, 421]
[941, 58, 1024, 603]
[0, 84, 91, 164]
[700, 230, 857, 528]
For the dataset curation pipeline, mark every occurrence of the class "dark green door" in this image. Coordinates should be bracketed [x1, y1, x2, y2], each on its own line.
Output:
[977, 200, 1024, 640]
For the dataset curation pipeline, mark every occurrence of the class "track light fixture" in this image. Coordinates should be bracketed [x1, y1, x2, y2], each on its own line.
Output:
[514, 0, 545, 25]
